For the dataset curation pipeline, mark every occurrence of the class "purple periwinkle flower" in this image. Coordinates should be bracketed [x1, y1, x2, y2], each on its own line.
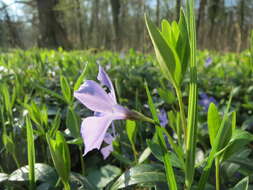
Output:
[100, 132, 115, 159]
[158, 109, 168, 127]
[199, 92, 218, 112]
[204, 57, 212, 67]
[74, 64, 138, 156]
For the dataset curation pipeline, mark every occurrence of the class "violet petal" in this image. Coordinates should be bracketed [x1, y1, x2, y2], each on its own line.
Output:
[103, 133, 114, 144]
[81, 115, 113, 155]
[97, 64, 116, 103]
[74, 80, 114, 113]
[159, 109, 168, 127]
[100, 144, 113, 159]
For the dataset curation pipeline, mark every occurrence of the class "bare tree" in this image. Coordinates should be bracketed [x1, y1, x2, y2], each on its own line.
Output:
[110, 0, 121, 50]
[36, 0, 72, 49]
[176, 0, 181, 21]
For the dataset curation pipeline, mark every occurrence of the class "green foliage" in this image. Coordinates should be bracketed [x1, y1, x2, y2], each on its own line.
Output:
[110, 164, 166, 190]
[0, 48, 253, 189]
[46, 131, 71, 189]
[26, 117, 36, 190]
[208, 103, 221, 146]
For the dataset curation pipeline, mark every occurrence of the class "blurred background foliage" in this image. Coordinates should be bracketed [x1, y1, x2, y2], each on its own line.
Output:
[0, 0, 252, 52]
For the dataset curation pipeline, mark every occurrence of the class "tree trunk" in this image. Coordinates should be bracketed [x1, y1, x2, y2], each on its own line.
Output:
[156, 0, 160, 26]
[197, 0, 207, 35]
[110, 0, 121, 50]
[89, 0, 99, 48]
[75, 0, 84, 49]
[208, 0, 221, 37]
[176, 0, 181, 21]
[36, 0, 72, 49]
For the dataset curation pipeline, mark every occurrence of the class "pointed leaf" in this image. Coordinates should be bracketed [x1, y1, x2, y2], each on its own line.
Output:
[208, 103, 221, 146]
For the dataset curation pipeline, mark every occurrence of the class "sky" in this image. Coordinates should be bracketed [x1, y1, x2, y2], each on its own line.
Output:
[2, 0, 24, 19]
[1, 0, 238, 20]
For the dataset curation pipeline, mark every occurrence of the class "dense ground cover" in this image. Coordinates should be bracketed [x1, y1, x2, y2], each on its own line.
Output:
[0, 49, 253, 189]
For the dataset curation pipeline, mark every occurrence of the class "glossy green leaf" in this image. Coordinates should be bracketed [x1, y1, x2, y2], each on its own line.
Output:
[0, 173, 8, 183]
[8, 163, 57, 183]
[231, 177, 249, 190]
[110, 164, 166, 190]
[138, 147, 152, 164]
[87, 165, 121, 189]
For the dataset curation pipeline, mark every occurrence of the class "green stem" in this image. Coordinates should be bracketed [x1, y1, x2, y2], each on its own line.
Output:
[132, 144, 138, 162]
[175, 87, 187, 144]
[79, 147, 85, 175]
[215, 159, 220, 190]
[185, 0, 198, 188]
[12, 153, 20, 169]
[63, 181, 71, 190]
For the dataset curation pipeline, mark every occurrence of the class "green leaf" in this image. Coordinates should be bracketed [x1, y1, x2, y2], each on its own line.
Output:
[126, 120, 137, 147]
[0, 173, 8, 183]
[157, 88, 176, 104]
[26, 117, 36, 190]
[138, 147, 152, 164]
[87, 165, 121, 189]
[66, 107, 80, 138]
[110, 164, 166, 190]
[60, 75, 72, 104]
[46, 131, 71, 184]
[177, 9, 190, 77]
[112, 151, 133, 165]
[208, 103, 221, 146]
[48, 110, 61, 137]
[198, 96, 233, 190]
[35, 84, 65, 102]
[228, 157, 253, 175]
[8, 163, 57, 183]
[145, 15, 181, 86]
[70, 172, 98, 190]
[161, 20, 173, 45]
[1, 83, 12, 116]
[2, 132, 15, 155]
[147, 139, 163, 162]
[231, 177, 249, 190]
[221, 129, 253, 161]
[74, 64, 87, 91]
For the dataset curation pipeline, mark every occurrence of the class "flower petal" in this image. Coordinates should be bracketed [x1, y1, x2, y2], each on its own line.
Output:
[100, 144, 113, 159]
[103, 132, 114, 144]
[159, 109, 168, 127]
[97, 64, 116, 103]
[74, 80, 114, 113]
[81, 115, 113, 155]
